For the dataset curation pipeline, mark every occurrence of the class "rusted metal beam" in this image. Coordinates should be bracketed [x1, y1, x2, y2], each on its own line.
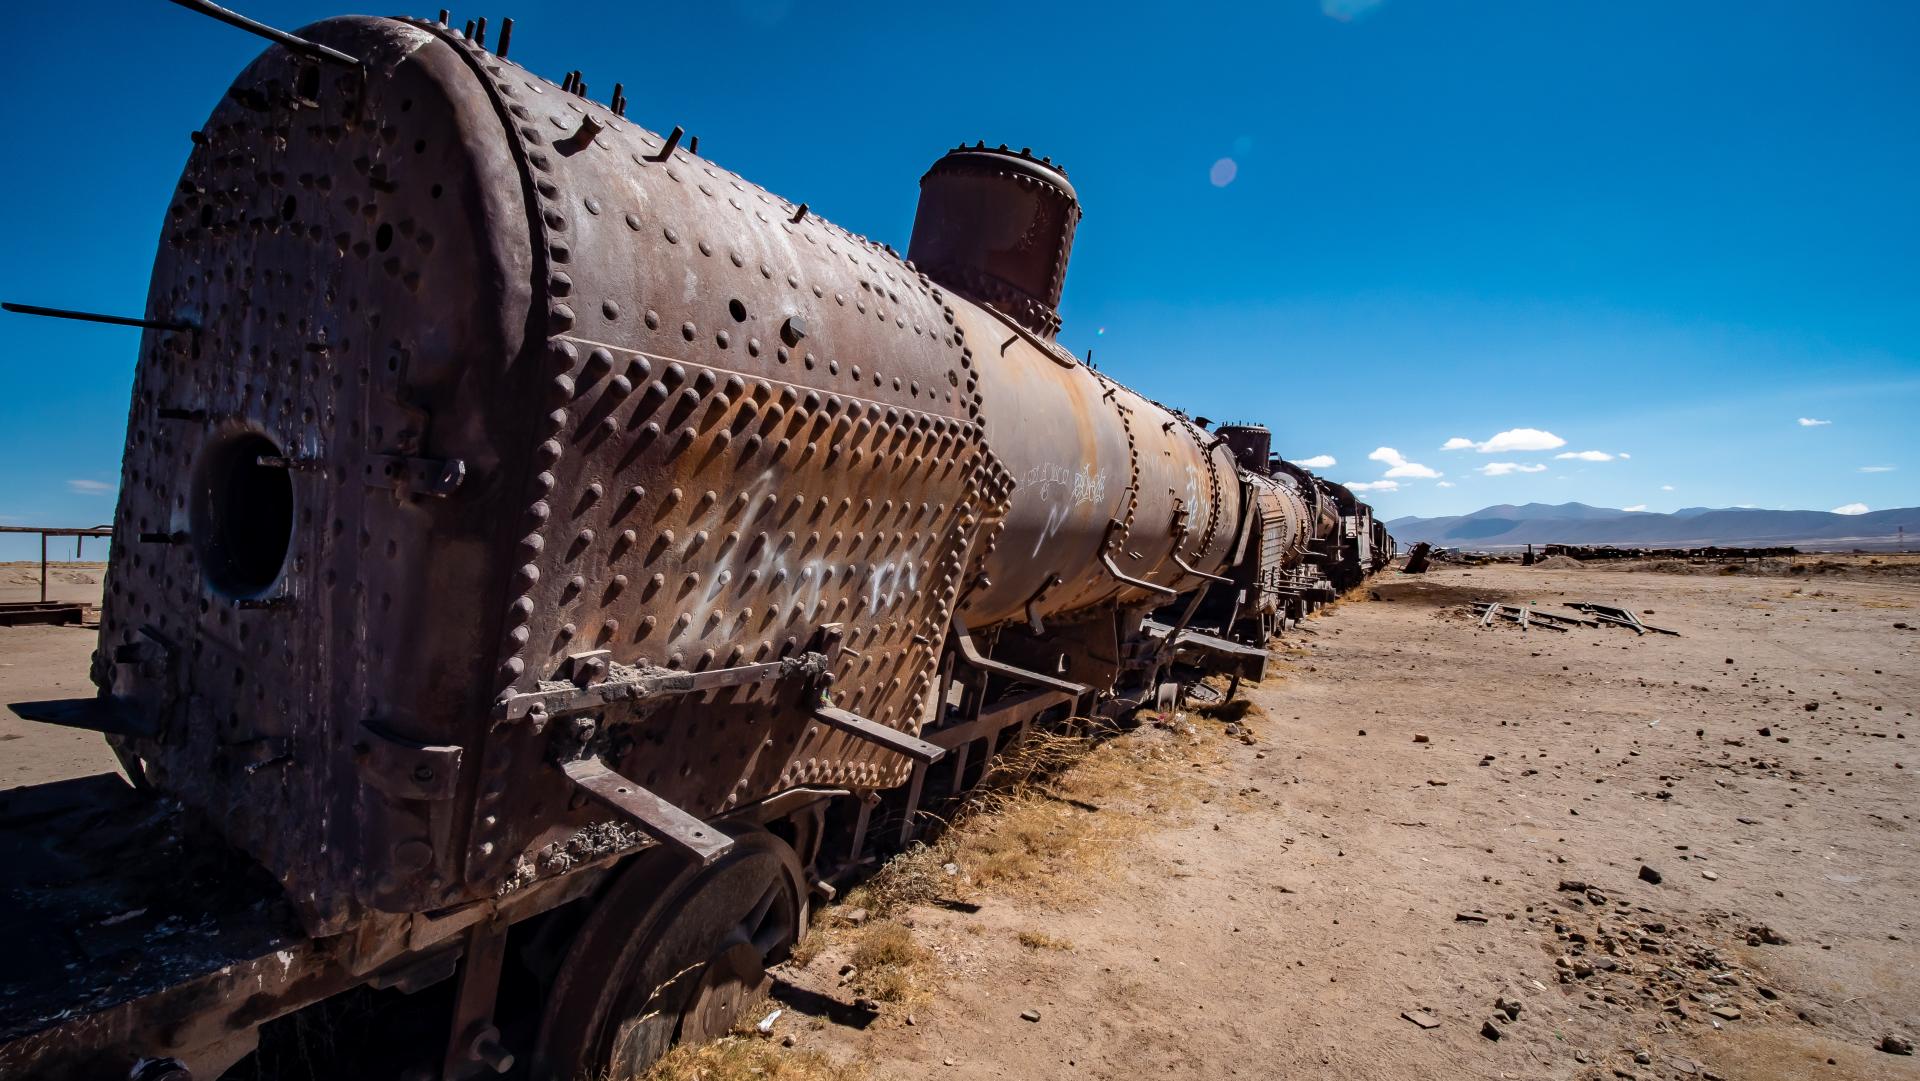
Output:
[559, 758, 733, 865]
[2, 302, 195, 332]
[811, 705, 944, 765]
[162, 0, 361, 65]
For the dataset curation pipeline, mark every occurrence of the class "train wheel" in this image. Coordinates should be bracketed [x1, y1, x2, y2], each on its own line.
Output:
[530, 831, 806, 1080]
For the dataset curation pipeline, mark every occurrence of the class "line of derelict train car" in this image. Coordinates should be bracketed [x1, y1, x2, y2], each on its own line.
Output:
[0, 11, 1392, 1080]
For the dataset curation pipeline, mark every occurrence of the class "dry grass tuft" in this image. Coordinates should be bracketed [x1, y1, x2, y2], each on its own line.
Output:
[640, 994, 866, 1081]
[847, 920, 933, 1004]
[838, 718, 1226, 917]
[1016, 929, 1073, 950]
[640, 1038, 867, 1081]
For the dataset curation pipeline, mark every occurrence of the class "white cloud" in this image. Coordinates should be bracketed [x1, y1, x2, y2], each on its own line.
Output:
[1345, 480, 1400, 492]
[1479, 428, 1565, 453]
[1831, 502, 1869, 515]
[1622, 504, 1648, 512]
[1436, 481, 1455, 488]
[1368, 446, 1442, 479]
[1660, 484, 1675, 491]
[1479, 462, 1548, 476]
[67, 479, 114, 495]
[1295, 454, 1336, 469]
[1797, 417, 1831, 427]
[1859, 465, 1895, 473]
[1443, 428, 1568, 453]
[1554, 450, 1615, 462]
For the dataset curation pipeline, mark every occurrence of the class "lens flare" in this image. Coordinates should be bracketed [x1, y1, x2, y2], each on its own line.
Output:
[1209, 158, 1237, 187]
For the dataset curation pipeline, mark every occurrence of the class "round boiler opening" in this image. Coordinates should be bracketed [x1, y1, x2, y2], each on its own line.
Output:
[192, 431, 294, 599]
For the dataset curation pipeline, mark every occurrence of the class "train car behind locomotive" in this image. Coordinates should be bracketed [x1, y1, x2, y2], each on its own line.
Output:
[1, 10, 1392, 1080]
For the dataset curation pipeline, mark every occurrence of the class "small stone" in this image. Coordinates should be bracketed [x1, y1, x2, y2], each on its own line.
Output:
[1427, 778, 1449, 786]
[1496, 996, 1523, 1021]
[1020, 1009, 1042, 1023]
[839, 906, 869, 926]
[1710, 1005, 1742, 1021]
[1639, 864, 1663, 885]
[1480, 1019, 1503, 1041]
[1702, 870, 1719, 881]
[1881, 1034, 1915, 1055]
[1403, 1010, 1441, 1030]
[1634, 1050, 1653, 1064]
[1413, 733, 1430, 743]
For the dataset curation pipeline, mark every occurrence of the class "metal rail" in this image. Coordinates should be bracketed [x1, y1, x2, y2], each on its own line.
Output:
[0, 525, 112, 604]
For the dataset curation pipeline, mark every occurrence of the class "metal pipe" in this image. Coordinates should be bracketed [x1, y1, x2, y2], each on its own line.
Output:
[162, 0, 361, 66]
[1172, 552, 1232, 584]
[2, 302, 196, 332]
[1100, 551, 1177, 597]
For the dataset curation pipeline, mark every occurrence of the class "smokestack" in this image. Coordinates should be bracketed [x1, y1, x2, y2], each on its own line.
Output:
[907, 143, 1080, 340]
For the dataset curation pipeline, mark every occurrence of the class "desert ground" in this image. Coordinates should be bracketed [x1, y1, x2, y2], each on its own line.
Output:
[1, 556, 1915, 1080]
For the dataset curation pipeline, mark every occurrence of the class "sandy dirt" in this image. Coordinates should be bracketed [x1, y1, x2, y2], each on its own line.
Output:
[0, 563, 119, 787]
[3, 559, 1917, 1080]
[766, 560, 1919, 1081]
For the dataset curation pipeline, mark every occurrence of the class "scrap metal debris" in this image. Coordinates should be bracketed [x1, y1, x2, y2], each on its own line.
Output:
[1468, 601, 1679, 637]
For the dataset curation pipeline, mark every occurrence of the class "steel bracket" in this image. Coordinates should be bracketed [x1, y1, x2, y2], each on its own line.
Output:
[365, 454, 466, 498]
[559, 757, 734, 865]
[355, 721, 464, 800]
[811, 705, 944, 765]
[494, 652, 833, 721]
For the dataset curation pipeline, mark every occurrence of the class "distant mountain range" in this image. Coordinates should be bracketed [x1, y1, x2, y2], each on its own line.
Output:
[1385, 502, 1920, 550]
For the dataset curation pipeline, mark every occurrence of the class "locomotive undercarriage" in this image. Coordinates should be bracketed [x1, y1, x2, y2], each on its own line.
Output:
[2, 600, 1306, 1081]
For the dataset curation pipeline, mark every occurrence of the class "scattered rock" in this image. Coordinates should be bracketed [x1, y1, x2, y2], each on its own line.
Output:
[1020, 1009, 1042, 1023]
[1880, 1034, 1914, 1056]
[1747, 925, 1790, 946]
[839, 906, 869, 927]
[1702, 870, 1719, 881]
[1455, 912, 1489, 923]
[1413, 733, 1430, 743]
[1480, 1019, 1503, 1041]
[1495, 996, 1523, 1021]
[1638, 864, 1663, 885]
[1402, 1009, 1440, 1030]
[1710, 1005, 1742, 1021]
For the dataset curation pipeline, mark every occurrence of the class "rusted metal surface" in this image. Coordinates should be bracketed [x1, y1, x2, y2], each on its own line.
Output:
[907, 145, 1079, 340]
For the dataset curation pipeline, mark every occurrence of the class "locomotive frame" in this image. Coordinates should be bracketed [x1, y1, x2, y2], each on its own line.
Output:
[0, 9, 1393, 1079]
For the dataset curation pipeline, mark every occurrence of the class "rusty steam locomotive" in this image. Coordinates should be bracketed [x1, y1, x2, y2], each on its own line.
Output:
[1, 9, 1391, 1079]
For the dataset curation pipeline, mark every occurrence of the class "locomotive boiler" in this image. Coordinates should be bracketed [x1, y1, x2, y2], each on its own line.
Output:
[0, 10, 1392, 1080]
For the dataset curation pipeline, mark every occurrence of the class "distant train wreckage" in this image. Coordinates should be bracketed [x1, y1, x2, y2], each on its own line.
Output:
[0, 7, 1392, 1080]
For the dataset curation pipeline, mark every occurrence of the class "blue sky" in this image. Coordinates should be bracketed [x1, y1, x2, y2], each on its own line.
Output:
[2, 0, 1915, 558]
